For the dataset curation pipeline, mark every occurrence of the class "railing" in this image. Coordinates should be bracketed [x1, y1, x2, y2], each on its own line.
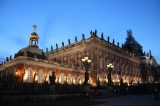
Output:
[0, 82, 84, 95]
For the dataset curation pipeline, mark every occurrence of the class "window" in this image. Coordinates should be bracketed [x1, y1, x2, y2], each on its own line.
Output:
[28, 67, 33, 83]
[38, 69, 43, 83]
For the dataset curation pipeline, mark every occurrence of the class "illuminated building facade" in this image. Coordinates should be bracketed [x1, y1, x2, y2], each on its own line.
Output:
[47, 30, 141, 86]
[0, 25, 159, 86]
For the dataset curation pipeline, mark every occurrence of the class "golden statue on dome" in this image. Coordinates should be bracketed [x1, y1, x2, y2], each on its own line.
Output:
[33, 24, 37, 31]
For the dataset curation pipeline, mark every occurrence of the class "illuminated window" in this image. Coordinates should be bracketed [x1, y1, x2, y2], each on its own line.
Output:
[59, 73, 64, 84]
[28, 67, 33, 83]
[38, 69, 43, 83]
[68, 73, 72, 84]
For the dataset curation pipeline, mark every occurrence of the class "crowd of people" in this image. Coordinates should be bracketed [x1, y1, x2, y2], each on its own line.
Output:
[111, 83, 160, 100]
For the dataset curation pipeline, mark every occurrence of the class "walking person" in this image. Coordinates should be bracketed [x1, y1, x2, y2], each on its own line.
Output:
[154, 86, 159, 100]
[126, 87, 130, 97]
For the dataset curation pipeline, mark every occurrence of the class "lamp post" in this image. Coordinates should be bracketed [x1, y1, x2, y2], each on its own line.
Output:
[82, 56, 91, 85]
[107, 63, 114, 86]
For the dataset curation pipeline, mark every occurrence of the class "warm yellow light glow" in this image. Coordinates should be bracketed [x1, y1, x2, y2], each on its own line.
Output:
[87, 59, 91, 63]
[117, 79, 120, 83]
[92, 83, 97, 87]
[59, 77, 61, 83]
[23, 73, 28, 81]
[55, 78, 58, 83]
[35, 75, 38, 81]
[15, 71, 18, 76]
[89, 78, 92, 84]
[106, 79, 108, 83]
[46, 76, 49, 82]
[79, 78, 82, 85]
[73, 78, 76, 84]
[112, 79, 115, 83]
[107, 63, 114, 68]
[82, 58, 85, 62]
[85, 57, 88, 60]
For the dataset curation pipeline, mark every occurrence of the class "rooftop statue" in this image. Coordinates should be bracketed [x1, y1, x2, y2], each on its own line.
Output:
[82, 33, 85, 40]
[68, 39, 71, 44]
[75, 36, 77, 42]
[62, 41, 64, 47]
[101, 32, 104, 40]
[56, 43, 58, 49]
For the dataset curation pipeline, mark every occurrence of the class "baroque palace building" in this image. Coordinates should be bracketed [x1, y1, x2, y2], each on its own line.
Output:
[0, 25, 158, 86]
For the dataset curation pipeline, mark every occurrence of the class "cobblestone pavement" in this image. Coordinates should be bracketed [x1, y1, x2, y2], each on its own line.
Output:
[93, 95, 160, 106]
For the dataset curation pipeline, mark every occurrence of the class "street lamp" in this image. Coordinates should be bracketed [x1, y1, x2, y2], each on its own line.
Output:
[82, 56, 91, 85]
[107, 63, 114, 86]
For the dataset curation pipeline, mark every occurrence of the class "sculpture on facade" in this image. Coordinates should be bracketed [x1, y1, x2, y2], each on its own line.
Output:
[112, 39, 115, 45]
[117, 42, 119, 47]
[108, 36, 110, 43]
[75, 36, 77, 42]
[95, 29, 97, 35]
[46, 48, 48, 53]
[101, 32, 104, 40]
[10, 55, 12, 60]
[61, 41, 64, 47]
[122, 44, 124, 48]
[51, 45, 53, 51]
[68, 39, 71, 44]
[82, 33, 85, 40]
[56, 43, 58, 49]
[90, 30, 93, 36]
[6, 57, 9, 61]
[49, 72, 56, 84]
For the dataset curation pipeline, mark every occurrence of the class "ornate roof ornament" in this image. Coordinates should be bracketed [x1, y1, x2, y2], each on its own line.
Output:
[33, 24, 37, 31]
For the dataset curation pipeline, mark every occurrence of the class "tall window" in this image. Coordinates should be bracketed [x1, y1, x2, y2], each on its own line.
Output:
[73, 74, 77, 85]
[68, 73, 72, 84]
[38, 69, 43, 83]
[59, 73, 64, 84]
[28, 67, 33, 83]
[100, 60, 103, 71]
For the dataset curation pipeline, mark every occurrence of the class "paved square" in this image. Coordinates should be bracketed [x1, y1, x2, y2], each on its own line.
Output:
[94, 95, 160, 106]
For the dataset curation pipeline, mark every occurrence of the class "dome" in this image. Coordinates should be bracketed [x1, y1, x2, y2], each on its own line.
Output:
[124, 38, 140, 45]
[31, 32, 38, 36]
[30, 32, 39, 39]
[15, 25, 47, 60]
[15, 46, 47, 60]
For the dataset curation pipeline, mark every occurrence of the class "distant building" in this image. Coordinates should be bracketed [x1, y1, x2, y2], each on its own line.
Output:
[0, 25, 159, 86]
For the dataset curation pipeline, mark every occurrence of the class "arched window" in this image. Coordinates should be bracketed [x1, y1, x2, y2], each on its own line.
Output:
[73, 74, 77, 85]
[100, 59, 103, 71]
[68, 73, 72, 84]
[48, 71, 52, 76]
[59, 73, 64, 84]
[28, 67, 33, 83]
[38, 69, 43, 83]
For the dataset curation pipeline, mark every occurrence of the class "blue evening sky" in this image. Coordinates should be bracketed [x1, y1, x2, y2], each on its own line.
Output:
[0, 0, 160, 63]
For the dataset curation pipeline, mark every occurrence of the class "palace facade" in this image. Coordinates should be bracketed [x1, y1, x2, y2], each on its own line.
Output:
[0, 26, 158, 86]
